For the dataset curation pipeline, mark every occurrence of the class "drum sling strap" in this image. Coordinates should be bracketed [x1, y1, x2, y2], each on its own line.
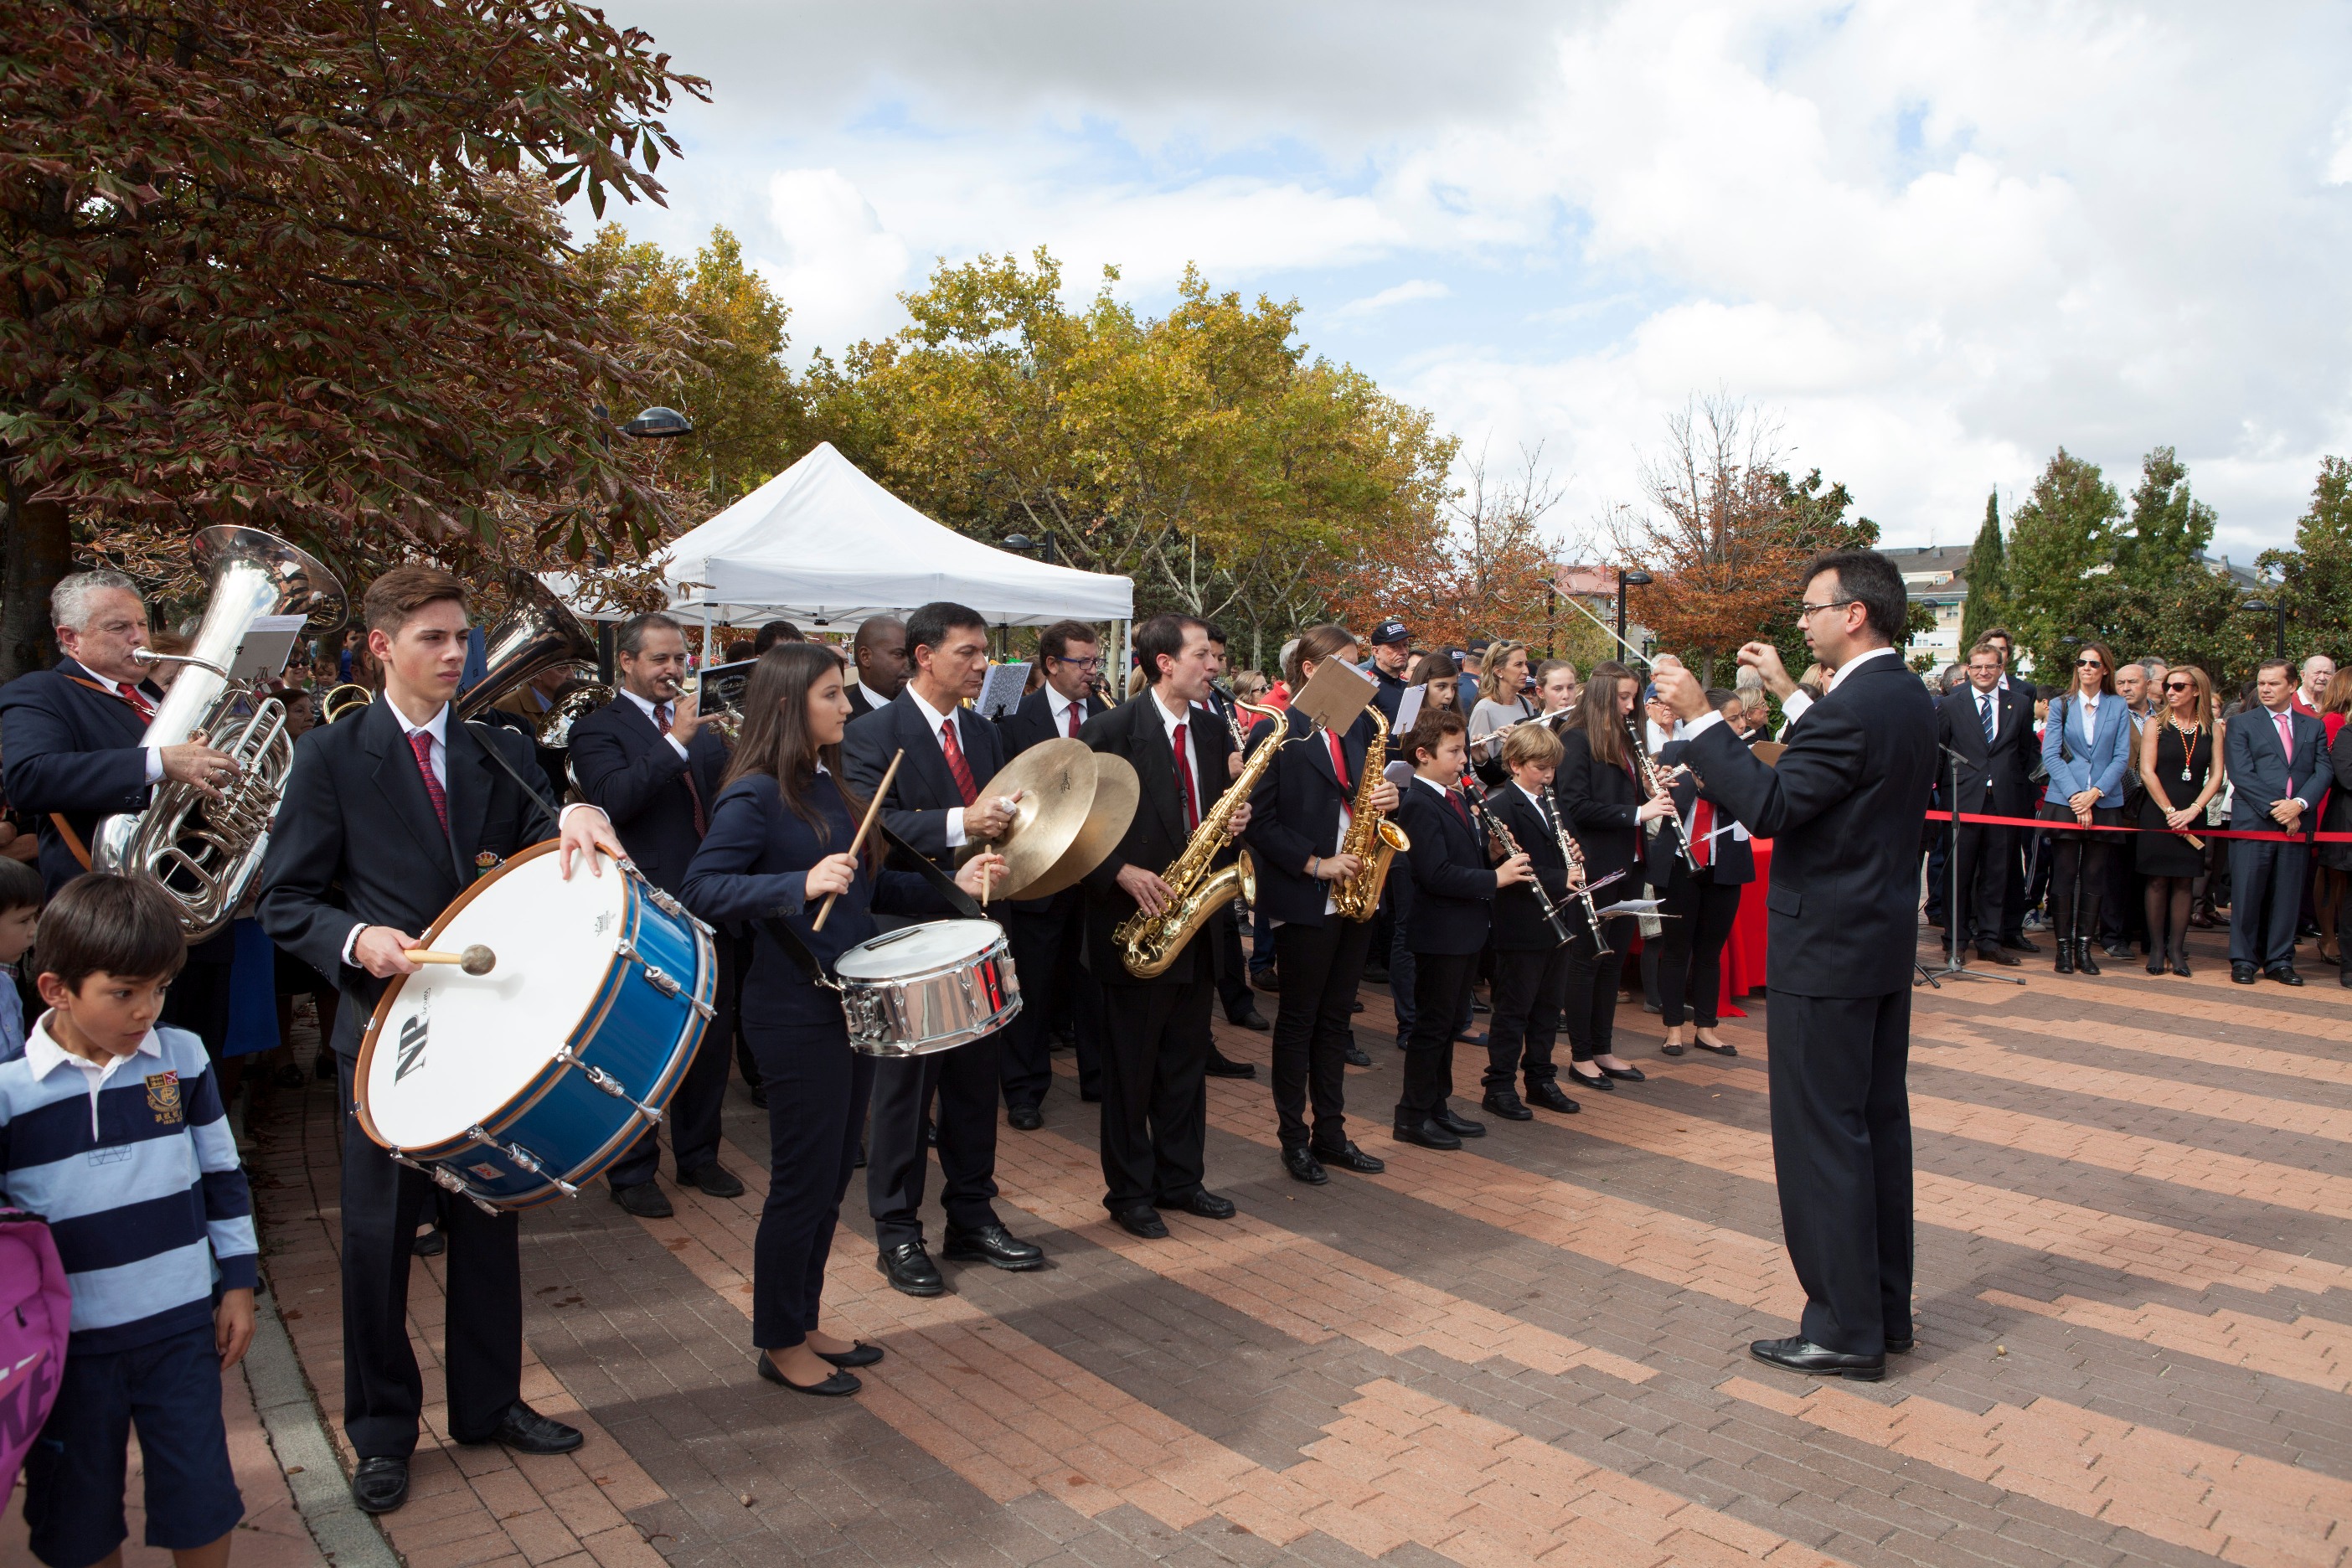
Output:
[756, 823, 984, 988]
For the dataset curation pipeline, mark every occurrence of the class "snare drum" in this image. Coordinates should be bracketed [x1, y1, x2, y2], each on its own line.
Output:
[355, 842, 714, 1210]
[833, 919, 1020, 1058]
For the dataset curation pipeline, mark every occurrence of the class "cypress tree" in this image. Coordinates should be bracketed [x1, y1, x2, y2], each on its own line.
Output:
[1959, 488, 2007, 652]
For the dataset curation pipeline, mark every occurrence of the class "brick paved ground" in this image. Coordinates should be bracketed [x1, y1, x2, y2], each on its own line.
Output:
[11, 925, 2347, 1568]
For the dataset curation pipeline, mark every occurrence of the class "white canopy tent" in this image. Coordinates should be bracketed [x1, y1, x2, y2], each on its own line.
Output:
[652, 442, 1132, 634]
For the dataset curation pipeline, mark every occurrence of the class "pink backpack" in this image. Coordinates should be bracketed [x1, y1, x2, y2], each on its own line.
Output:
[0, 1210, 70, 1498]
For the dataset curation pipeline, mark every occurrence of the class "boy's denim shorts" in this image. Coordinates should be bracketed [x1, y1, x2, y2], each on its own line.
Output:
[23, 1322, 243, 1568]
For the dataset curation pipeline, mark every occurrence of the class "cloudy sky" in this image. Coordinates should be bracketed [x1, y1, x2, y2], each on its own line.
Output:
[581, 0, 2352, 561]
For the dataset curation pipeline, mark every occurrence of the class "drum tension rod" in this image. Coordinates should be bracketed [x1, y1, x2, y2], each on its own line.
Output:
[552, 1045, 665, 1124]
[389, 1151, 503, 1217]
[469, 1124, 579, 1199]
[614, 941, 717, 1019]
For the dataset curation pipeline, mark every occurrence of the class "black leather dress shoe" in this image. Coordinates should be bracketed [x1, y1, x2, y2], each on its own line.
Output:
[1204, 1052, 1256, 1077]
[1975, 945, 2021, 967]
[747, 1082, 769, 1109]
[1344, 1045, 1372, 1066]
[1110, 1204, 1169, 1239]
[482, 1400, 585, 1453]
[2101, 938, 2135, 958]
[1154, 1189, 1236, 1219]
[1749, 1335, 1885, 1381]
[1524, 1081, 1579, 1115]
[1394, 1118, 1462, 1150]
[1431, 1105, 1487, 1137]
[1228, 1008, 1271, 1032]
[877, 1239, 946, 1296]
[2231, 962, 2257, 984]
[816, 1340, 885, 1368]
[2269, 966, 2306, 987]
[1597, 1063, 1647, 1083]
[757, 1353, 859, 1396]
[1311, 1140, 1385, 1173]
[1282, 1145, 1330, 1184]
[1250, 968, 1280, 993]
[942, 1223, 1046, 1271]
[1007, 1104, 1044, 1132]
[683, 1163, 745, 1199]
[351, 1455, 409, 1514]
[2001, 935, 2040, 953]
[610, 1181, 674, 1220]
[1481, 1090, 1534, 1121]
[1885, 1337, 1915, 1354]
[410, 1226, 446, 1257]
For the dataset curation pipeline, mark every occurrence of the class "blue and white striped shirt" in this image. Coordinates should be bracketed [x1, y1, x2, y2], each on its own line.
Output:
[0, 1018, 257, 1353]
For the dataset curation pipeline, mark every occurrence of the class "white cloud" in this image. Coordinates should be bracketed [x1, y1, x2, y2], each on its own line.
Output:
[759, 170, 910, 358]
[1323, 279, 1452, 323]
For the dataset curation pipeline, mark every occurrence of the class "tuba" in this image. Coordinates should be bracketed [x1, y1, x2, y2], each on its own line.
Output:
[454, 572, 603, 737]
[1328, 701, 1410, 922]
[92, 527, 345, 941]
[1117, 698, 1282, 978]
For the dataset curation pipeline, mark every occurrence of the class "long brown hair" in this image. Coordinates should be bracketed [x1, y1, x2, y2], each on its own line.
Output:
[1576, 661, 1636, 769]
[720, 643, 874, 859]
[2167, 664, 2219, 730]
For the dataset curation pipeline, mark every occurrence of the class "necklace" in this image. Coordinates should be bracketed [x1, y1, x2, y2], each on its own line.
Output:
[2171, 718, 2201, 783]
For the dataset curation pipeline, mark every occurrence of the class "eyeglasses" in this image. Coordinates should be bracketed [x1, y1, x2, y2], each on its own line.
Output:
[2164, 680, 2192, 692]
[1795, 598, 1857, 621]
[1049, 655, 1103, 672]
[2075, 657, 2104, 668]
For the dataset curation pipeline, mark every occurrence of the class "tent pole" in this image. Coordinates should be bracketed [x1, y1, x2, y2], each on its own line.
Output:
[700, 601, 713, 670]
[1117, 618, 1132, 703]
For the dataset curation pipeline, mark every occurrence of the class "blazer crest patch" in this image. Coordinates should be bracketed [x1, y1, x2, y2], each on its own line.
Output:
[144, 1071, 183, 1124]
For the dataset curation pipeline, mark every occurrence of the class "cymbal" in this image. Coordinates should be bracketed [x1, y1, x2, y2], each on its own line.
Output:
[969, 739, 1097, 899]
[1025, 753, 1138, 901]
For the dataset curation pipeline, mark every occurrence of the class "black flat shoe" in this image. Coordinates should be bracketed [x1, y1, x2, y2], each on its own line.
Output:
[2146, 956, 2166, 975]
[1282, 1145, 1329, 1184]
[877, 1240, 946, 1297]
[610, 1180, 674, 1220]
[1691, 1037, 1738, 1056]
[1204, 1053, 1257, 1077]
[2172, 958, 2193, 978]
[1310, 1140, 1385, 1173]
[1007, 1104, 1043, 1131]
[682, 1163, 745, 1199]
[1885, 1337, 1915, 1354]
[1749, 1335, 1885, 1381]
[2001, 935, 2040, 953]
[410, 1226, 446, 1258]
[1524, 1081, 1579, 1114]
[1973, 946, 2021, 967]
[1597, 1063, 1646, 1082]
[1659, 1040, 1686, 1056]
[1481, 1090, 1534, 1121]
[479, 1400, 585, 1454]
[1153, 1189, 1236, 1220]
[1568, 1067, 1614, 1091]
[1344, 1046, 1372, 1066]
[815, 1340, 884, 1369]
[757, 1354, 859, 1396]
[351, 1455, 409, 1514]
[1393, 1118, 1462, 1151]
[1431, 1106, 1488, 1138]
[941, 1223, 1046, 1271]
[1110, 1204, 1168, 1239]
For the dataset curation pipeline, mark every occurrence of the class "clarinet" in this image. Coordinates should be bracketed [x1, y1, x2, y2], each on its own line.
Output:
[1463, 782, 1576, 949]
[1625, 714, 1700, 874]
[1539, 791, 1612, 956]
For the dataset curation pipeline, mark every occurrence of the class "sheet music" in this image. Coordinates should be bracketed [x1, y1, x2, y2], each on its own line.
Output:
[976, 662, 1030, 720]
[1394, 683, 1425, 731]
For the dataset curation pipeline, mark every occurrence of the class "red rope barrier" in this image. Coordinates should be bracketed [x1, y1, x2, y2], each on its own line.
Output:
[1924, 808, 2344, 843]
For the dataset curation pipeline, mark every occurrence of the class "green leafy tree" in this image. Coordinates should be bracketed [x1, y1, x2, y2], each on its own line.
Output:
[2004, 449, 2125, 678]
[1959, 490, 2006, 652]
[2258, 455, 2352, 671]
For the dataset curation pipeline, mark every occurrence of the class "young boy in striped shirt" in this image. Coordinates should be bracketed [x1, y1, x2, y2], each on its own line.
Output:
[3, 874, 254, 1568]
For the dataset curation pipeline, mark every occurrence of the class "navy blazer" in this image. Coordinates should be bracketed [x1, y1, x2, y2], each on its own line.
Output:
[680, 773, 950, 1030]
[1650, 739, 1755, 888]
[1554, 726, 1649, 890]
[255, 696, 560, 1058]
[565, 695, 731, 897]
[843, 689, 1006, 874]
[1481, 782, 1576, 951]
[0, 659, 166, 895]
[2040, 692, 2133, 808]
[994, 685, 1109, 916]
[1393, 779, 1498, 956]
[1936, 683, 2038, 818]
[1077, 691, 1235, 987]
[2226, 704, 2329, 831]
[1678, 652, 1935, 998]
[1241, 707, 1375, 928]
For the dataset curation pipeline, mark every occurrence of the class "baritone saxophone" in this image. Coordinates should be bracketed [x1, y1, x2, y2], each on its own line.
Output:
[1329, 702, 1409, 921]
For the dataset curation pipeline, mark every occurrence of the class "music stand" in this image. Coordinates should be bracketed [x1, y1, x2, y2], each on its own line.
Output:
[1919, 741, 2024, 989]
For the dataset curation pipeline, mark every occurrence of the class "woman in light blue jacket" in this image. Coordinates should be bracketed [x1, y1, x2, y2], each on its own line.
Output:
[2038, 640, 2133, 974]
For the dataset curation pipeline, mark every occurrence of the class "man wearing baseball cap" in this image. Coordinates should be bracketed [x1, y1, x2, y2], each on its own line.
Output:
[1366, 620, 1411, 729]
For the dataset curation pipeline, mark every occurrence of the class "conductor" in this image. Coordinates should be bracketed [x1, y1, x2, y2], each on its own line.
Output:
[1648, 549, 1934, 1381]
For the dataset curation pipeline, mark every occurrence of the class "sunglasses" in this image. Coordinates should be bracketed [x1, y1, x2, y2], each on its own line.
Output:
[2075, 657, 2104, 668]
[2164, 679, 2192, 692]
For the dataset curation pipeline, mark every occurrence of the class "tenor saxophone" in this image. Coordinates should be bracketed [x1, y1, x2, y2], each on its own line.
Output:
[1329, 702, 1410, 922]
[1117, 698, 1283, 977]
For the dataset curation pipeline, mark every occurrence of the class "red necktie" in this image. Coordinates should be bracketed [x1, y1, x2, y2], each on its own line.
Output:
[125, 683, 156, 725]
[941, 718, 978, 806]
[408, 730, 449, 836]
[1449, 788, 1472, 831]
[1328, 730, 1352, 824]
[657, 704, 709, 836]
[1692, 797, 1714, 869]
[1065, 700, 1082, 739]
[1171, 721, 1200, 830]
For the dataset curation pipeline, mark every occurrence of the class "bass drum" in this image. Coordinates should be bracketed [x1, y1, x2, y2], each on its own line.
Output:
[833, 919, 1019, 1058]
[354, 842, 714, 1210]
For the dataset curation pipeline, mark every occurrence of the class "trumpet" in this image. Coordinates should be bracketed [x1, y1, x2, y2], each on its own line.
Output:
[1461, 784, 1575, 949]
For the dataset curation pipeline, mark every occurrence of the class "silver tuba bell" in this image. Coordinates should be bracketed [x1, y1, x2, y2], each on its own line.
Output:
[453, 571, 603, 737]
[92, 527, 346, 941]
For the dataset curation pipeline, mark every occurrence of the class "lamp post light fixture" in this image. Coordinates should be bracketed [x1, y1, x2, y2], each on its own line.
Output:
[1616, 568, 1653, 646]
[2242, 598, 2288, 660]
[1002, 531, 1059, 566]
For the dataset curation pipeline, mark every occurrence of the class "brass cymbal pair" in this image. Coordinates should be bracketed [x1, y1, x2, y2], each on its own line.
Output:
[961, 738, 1138, 900]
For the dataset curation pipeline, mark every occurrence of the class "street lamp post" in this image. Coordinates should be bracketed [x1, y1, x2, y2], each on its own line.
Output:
[592, 404, 697, 681]
[1616, 568, 1653, 647]
[1002, 532, 1058, 566]
[2242, 598, 2288, 661]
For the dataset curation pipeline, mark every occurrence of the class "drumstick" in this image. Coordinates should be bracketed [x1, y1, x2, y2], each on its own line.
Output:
[404, 944, 497, 976]
[813, 749, 901, 931]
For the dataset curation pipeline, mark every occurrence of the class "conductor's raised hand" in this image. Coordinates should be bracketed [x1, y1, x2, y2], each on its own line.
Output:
[1647, 655, 1710, 723]
[804, 852, 858, 900]
[956, 852, 1007, 900]
[559, 805, 625, 880]
[1736, 642, 1798, 699]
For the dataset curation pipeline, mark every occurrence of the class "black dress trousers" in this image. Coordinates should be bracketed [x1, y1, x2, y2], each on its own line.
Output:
[745, 1020, 876, 1349]
[606, 927, 740, 1187]
[1002, 896, 1102, 1112]
[1395, 951, 1479, 1124]
[1096, 980, 1213, 1210]
[1270, 917, 1374, 1149]
[335, 1059, 522, 1457]
[866, 1025, 1008, 1251]
[1766, 989, 1914, 1355]
[1483, 945, 1571, 1092]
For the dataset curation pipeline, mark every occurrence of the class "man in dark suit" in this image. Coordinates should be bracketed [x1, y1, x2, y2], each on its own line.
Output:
[1652, 549, 1935, 1382]
[1198, 623, 1269, 1044]
[843, 614, 908, 720]
[992, 619, 1110, 1127]
[1363, 619, 1412, 730]
[1934, 642, 2035, 965]
[1979, 627, 2041, 952]
[1077, 612, 1250, 1236]
[257, 565, 625, 1514]
[566, 611, 744, 1215]
[843, 601, 1044, 1295]
[2226, 657, 2329, 984]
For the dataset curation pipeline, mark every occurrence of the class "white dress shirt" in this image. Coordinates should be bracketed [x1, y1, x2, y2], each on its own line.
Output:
[1974, 686, 1999, 742]
[1046, 685, 1088, 738]
[618, 686, 692, 761]
[904, 686, 972, 848]
[85, 669, 168, 784]
[1685, 645, 1901, 741]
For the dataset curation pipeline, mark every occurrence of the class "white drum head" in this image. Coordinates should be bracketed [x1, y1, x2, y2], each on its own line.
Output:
[364, 851, 628, 1148]
[835, 919, 1004, 980]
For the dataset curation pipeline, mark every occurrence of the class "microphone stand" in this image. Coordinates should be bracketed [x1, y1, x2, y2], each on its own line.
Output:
[1918, 740, 2024, 989]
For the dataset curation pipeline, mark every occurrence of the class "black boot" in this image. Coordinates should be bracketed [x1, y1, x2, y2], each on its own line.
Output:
[2076, 938, 2100, 976]
[2054, 936, 2074, 974]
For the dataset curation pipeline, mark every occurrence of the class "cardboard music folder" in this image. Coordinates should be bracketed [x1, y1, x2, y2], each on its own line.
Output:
[1292, 658, 1377, 735]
